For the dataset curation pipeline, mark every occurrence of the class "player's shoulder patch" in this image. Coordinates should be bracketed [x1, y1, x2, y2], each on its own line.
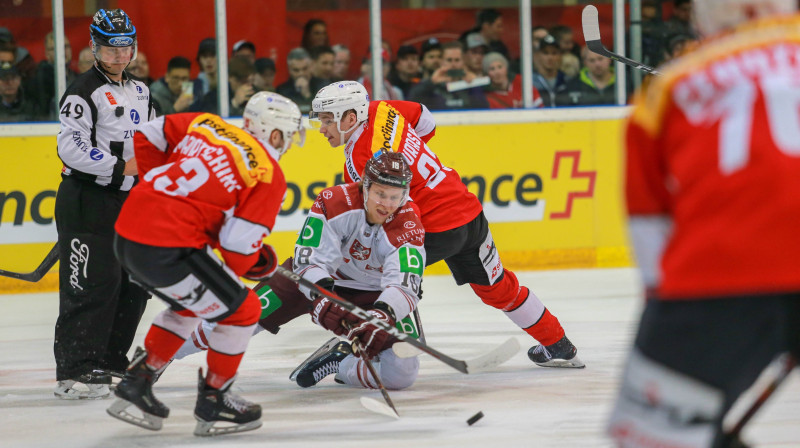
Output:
[313, 183, 362, 218]
[382, 202, 424, 248]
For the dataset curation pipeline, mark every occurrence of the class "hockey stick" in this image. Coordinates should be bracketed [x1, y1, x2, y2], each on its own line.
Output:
[345, 322, 400, 419]
[722, 353, 796, 442]
[581, 5, 662, 76]
[0, 242, 59, 282]
[276, 266, 519, 374]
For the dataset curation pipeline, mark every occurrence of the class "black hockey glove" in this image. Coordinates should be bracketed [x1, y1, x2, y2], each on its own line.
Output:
[243, 244, 278, 281]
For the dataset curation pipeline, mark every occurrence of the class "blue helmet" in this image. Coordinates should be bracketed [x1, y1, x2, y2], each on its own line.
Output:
[90, 9, 136, 47]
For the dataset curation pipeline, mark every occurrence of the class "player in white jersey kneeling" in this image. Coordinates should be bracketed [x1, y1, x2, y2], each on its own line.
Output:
[178, 151, 425, 390]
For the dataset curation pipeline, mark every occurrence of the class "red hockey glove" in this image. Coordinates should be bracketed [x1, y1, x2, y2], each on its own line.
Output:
[310, 296, 352, 336]
[347, 303, 397, 360]
[243, 244, 278, 281]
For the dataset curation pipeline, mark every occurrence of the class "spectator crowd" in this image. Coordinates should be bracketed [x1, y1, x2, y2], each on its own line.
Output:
[0, 2, 697, 123]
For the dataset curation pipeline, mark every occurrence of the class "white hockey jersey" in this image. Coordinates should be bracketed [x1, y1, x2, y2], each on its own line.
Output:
[294, 182, 426, 320]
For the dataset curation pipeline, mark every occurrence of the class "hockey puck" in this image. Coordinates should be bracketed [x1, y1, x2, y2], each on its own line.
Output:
[467, 411, 484, 426]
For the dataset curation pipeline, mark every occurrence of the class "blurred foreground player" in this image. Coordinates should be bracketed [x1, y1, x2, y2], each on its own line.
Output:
[607, 1, 800, 447]
[108, 92, 304, 436]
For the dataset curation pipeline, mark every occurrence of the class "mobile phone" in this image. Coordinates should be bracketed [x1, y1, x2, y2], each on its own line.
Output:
[446, 69, 465, 80]
[181, 81, 193, 96]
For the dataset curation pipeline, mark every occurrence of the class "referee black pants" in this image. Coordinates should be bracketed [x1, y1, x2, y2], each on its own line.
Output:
[53, 176, 150, 381]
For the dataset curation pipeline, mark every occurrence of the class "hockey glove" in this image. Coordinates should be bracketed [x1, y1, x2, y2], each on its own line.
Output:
[243, 244, 278, 281]
[310, 296, 352, 336]
[347, 302, 397, 360]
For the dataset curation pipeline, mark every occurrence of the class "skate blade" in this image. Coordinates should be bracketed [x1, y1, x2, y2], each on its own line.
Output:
[193, 417, 262, 437]
[290, 337, 341, 381]
[106, 398, 164, 431]
[535, 355, 586, 369]
[54, 383, 110, 400]
[360, 397, 400, 419]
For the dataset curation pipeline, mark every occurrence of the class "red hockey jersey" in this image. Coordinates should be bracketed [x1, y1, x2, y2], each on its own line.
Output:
[115, 112, 286, 276]
[342, 100, 482, 233]
[626, 16, 800, 299]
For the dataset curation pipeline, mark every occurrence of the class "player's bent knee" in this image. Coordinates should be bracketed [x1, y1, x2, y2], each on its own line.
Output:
[218, 291, 261, 327]
[379, 349, 419, 390]
[607, 348, 724, 448]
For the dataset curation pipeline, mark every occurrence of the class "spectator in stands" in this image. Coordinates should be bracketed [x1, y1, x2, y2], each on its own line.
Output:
[150, 56, 193, 116]
[191, 56, 255, 116]
[232, 40, 256, 63]
[419, 38, 443, 81]
[0, 42, 17, 67]
[0, 62, 37, 122]
[638, 0, 667, 68]
[276, 48, 314, 113]
[550, 25, 581, 61]
[464, 33, 490, 77]
[532, 34, 568, 107]
[0, 27, 35, 81]
[662, 0, 696, 42]
[664, 33, 697, 62]
[302, 19, 329, 51]
[127, 51, 153, 86]
[408, 41, 489, 110]
[310, 45, 335, 86]
[192, 38, 218, 103]
[532, 25, 549, 50]
[77, 46, 93, 73]
[483, 52, 542, 109]
[461, 9, 509, 59]
[253, 57, 276, 92]
[331, 44, 351, 80]
[561, 52, 581, 78]
[557, 47, 616, 107]
[358, 48, 403, 101]
[388, 45, 421, 99]
[30, 32, 77, 120]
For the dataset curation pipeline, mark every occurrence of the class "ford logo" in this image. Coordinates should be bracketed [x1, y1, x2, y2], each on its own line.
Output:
[108, 36, 133, 46]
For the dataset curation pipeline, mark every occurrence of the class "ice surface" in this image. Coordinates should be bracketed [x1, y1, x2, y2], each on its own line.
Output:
[1, 268, 797, 447]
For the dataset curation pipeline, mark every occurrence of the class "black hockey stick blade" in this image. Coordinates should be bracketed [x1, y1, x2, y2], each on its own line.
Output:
[0, 242, 59, 282]
[276, 266, 470, 374]
[581, 5, 662, 76]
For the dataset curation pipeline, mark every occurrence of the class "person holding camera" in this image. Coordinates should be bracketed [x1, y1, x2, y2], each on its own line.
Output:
[149, 56, 193, 116]
[190, 56, 255, 116]
[408, 40, 488, 110]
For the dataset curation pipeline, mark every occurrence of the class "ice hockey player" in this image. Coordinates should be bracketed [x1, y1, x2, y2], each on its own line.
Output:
[607, 1, 800, 447]
[179, 151, 425, 391]
[308, 80, 583, 368]
[107, 92, 304, 436]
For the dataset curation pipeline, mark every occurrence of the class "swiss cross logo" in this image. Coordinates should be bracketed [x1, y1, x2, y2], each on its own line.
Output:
[550, 150, 596, 219]
[349, 239, 371, 261]
[105, 92, 117, 105]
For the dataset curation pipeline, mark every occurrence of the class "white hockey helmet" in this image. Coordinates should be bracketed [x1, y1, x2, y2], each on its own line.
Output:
[243, 91, 305, 158]
[309, 80, 370, 138]
[693, 0, 796, 36]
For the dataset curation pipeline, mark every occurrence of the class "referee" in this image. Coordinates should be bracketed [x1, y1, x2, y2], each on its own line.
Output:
[53, 8, 154, 399]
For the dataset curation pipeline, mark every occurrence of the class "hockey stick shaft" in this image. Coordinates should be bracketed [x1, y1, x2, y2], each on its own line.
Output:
[0, 242, 59, 282]
[345, 322, 400, 418]
[276, 266, 469, 374]
[724, 354, 796, 439]
[581, 5, 662, 76]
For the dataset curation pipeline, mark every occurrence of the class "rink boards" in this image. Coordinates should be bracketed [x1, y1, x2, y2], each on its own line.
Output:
[0, 107, 632, 293]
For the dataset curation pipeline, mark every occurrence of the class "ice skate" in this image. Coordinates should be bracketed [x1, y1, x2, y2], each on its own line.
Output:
[54, 371, 112, 400]
[528, 335, 585, 368]
[106, 347, 169, 431]
[290, 337, 352, 388]
[193, 369, 262, 437]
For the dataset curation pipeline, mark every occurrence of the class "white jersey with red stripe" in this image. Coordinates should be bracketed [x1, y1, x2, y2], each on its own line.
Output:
[293, 182, 425, 320]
